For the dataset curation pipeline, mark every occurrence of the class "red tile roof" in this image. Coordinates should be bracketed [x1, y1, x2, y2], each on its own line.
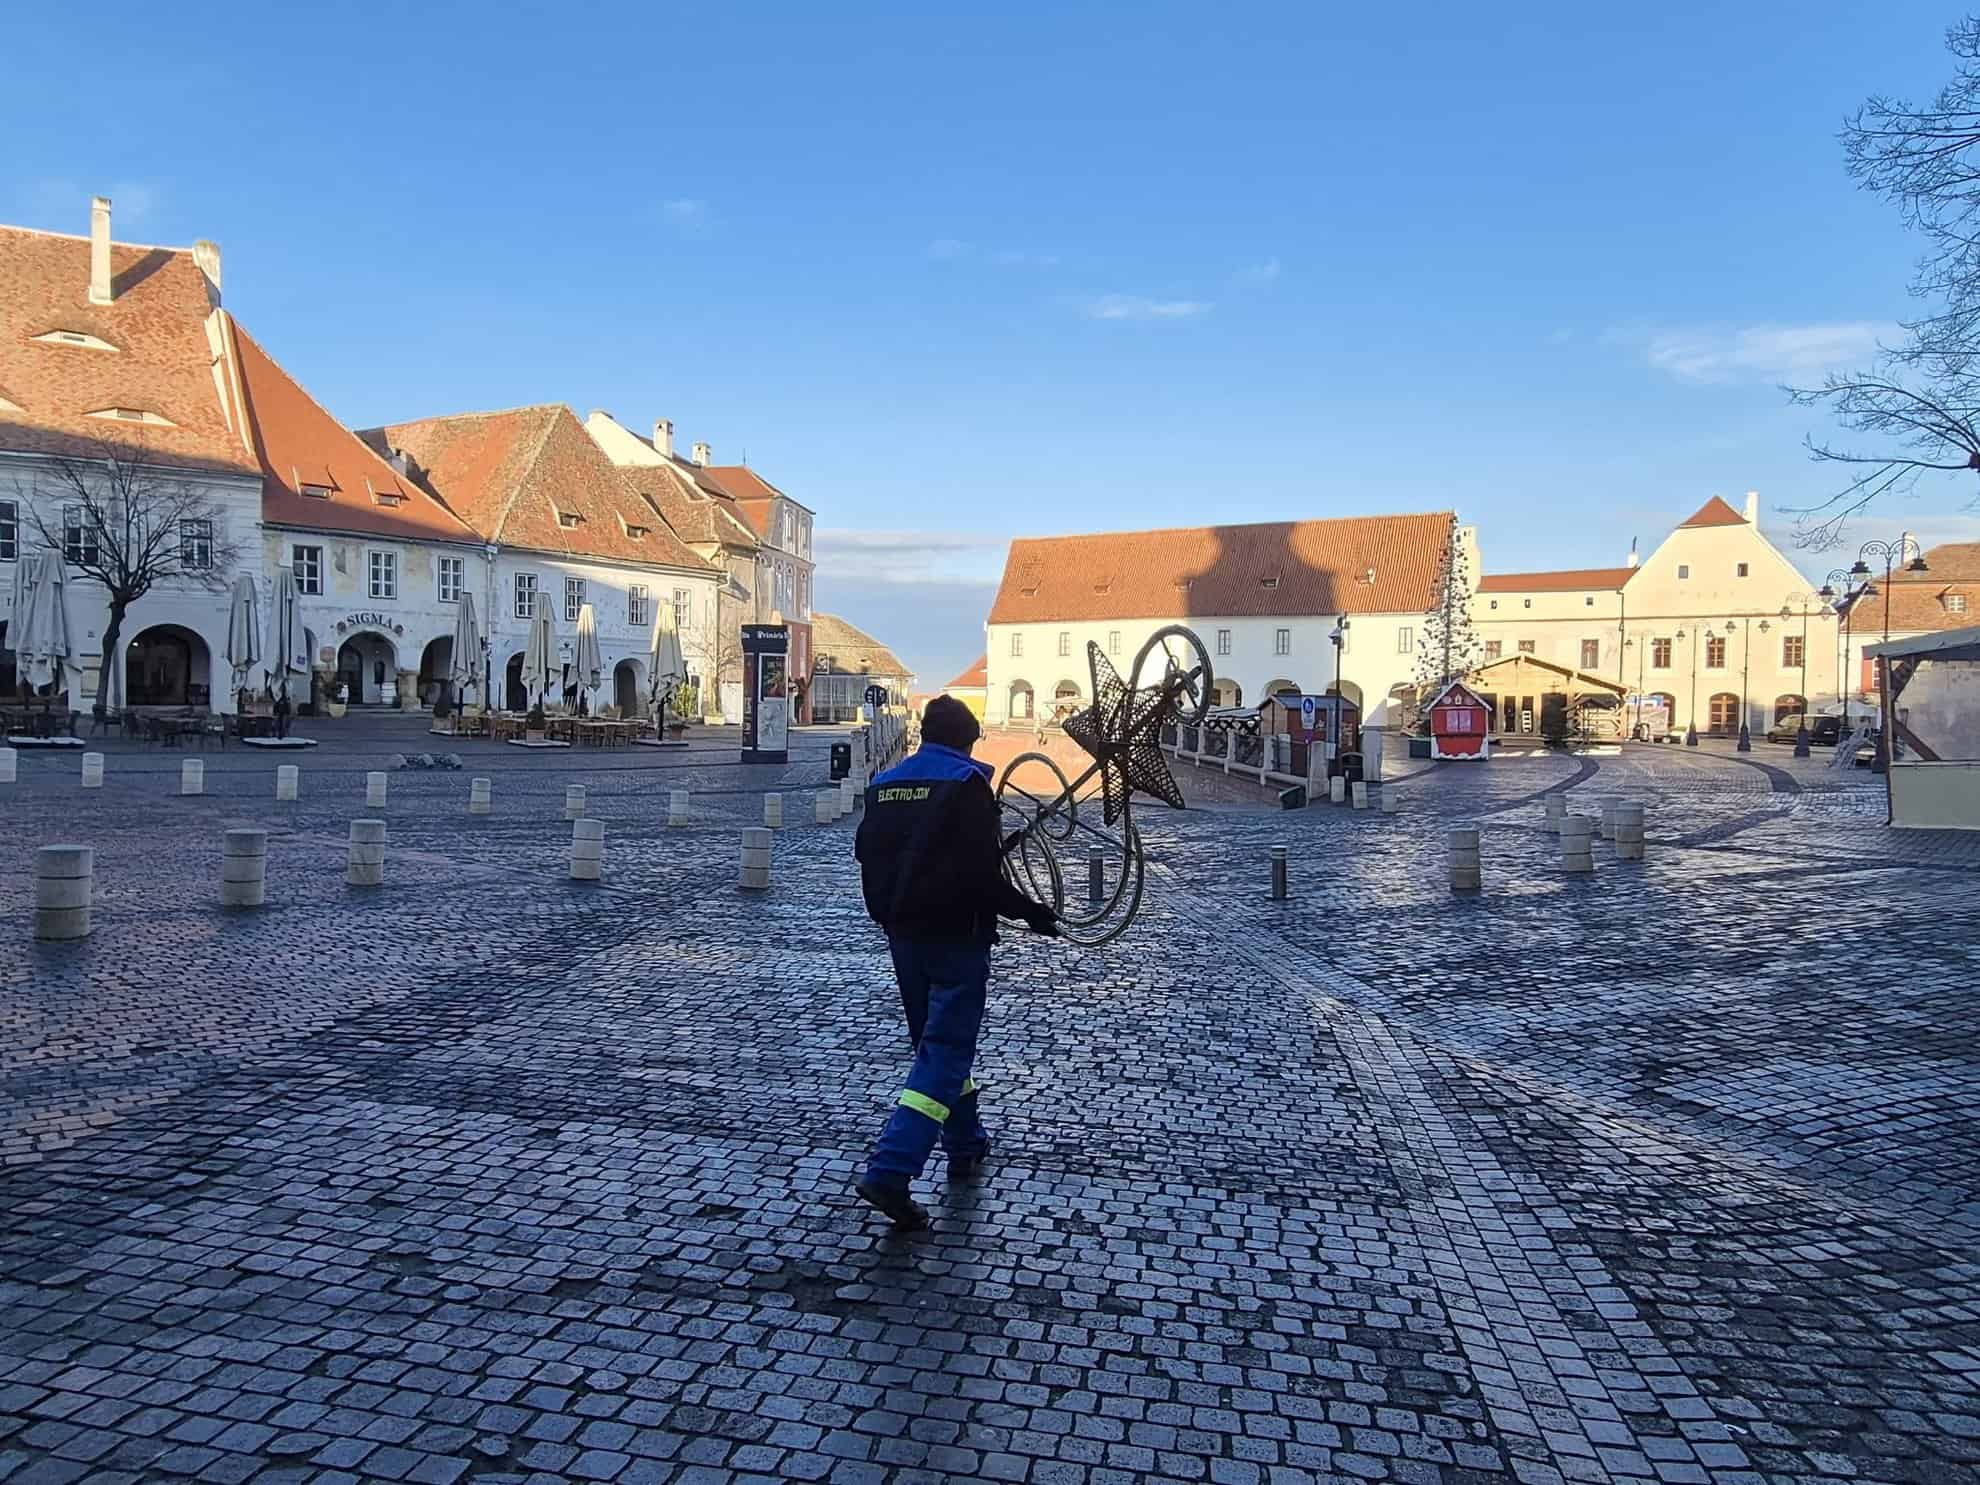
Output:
[987, 513, 1453, 625]
[0, 223, 256, 475]
[616, 458, 760, 551]
[1838, 573, 1977, 635]
[366, 405, 712, 572]
[945, 655, 988, 690]
[1677, 495, 1748, 529]
[232, 324, 477, 544]
[699, 465, 812, 542]
[1476, 566, 1637, 594]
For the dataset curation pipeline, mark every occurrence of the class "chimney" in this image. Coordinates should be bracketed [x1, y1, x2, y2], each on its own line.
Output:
[88, 196, 112, 305]
[1743, 490, 1759, 524]
[653, 419, 674, 459]
[1626, 536, 1640, 569]
[692, 440, 711, 467]
[192, 240, 222, 304]
[387, 449, 412, 476]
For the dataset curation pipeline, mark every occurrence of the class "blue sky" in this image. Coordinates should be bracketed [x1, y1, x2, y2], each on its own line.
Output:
[8, 2, 1979, 686]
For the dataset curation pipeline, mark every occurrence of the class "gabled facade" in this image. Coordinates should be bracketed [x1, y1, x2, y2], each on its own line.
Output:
[1837, 539, 1980, 705]
[810, 611, 912, 723]
[1472, 493, 1844, 739]
[984, 512, 1461, 730]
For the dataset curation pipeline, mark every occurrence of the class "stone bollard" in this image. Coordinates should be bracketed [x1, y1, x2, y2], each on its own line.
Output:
[0, 746, 16, 784]
[346, 819, 386, 887]
[1544, 795, 1566, 835]
[1448, 827, 1481, 893]
[1599, 800, 1622, 842]
[1560, 814, 1595, 875]
[1614, 802, 1646, 862]
[815, 791, 835, 825]
[81, 752, 104, 788]
[668, 789, 689, 827]
[1381, 787, 1399, 815]
[220, 828, 269, 908]
[1351, 781, 1369, 810]
[180, 758, 204, 796]
[365, 771, 388, 809]
[564, 784, 587, 821]
[738, 826, 771, 891]
[840, 778, 857, 815]
[276, 763, 299, 801]
[34, 845, 94, 941]
[468, 777, 492, 814]
[570, 819, 604, 882]
[1329, 775, 1346, 805]
[764, 792, 783, 828]
[1268, 843, 1289, 901]
[1088, 846, 1105, 906]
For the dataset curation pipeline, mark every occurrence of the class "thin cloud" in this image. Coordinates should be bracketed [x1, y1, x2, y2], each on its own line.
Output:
[1233, 257, 1281, 286]
[1618, 321, 1893, 384]
[660, 198, 712, 235]
[1084, 294, 1211, 322]
[815, 527, 1007, 584]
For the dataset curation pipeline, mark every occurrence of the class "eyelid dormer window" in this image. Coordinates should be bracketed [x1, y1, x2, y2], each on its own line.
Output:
[34, 330, 118, 352]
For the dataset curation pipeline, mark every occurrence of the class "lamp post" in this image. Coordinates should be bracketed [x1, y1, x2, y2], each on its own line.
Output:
[1625, 635, 1644, 740]
[1686, 626, 1702, 746]
[1850, 536, 1927, 773]
[1721, 618, 1769, 751]
[1822, 568, 1854, 725]
[1778, 590, 1833, 758]
[1329, 615, 1350, 759]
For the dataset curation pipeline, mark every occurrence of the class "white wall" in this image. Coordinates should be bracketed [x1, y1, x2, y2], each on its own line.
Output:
[4, 454, 262, 714]
[985, 612, 1423, 728]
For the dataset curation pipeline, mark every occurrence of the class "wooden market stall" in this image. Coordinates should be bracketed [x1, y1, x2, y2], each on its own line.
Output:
[1864, 624, 1980, 830]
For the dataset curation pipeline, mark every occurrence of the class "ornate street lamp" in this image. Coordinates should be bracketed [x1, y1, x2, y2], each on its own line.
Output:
[1851, 536, 1927, 772]
[1686, 625, 1703, 746]
[1328, 615, 1351, 758]
[1778, 590, 1833, 758]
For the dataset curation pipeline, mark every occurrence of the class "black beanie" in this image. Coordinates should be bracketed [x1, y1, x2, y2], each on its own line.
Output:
[921, 694, 982, 750]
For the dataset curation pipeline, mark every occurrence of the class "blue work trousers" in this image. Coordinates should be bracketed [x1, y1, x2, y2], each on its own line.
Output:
[862, 937, 991, 1187]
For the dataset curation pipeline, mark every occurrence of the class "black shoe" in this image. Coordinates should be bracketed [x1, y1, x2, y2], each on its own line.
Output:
[855, 1179, 930, 1230]
[948, 1149, 990, 1184]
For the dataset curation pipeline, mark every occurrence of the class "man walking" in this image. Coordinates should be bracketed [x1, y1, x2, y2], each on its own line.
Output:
[853, 695, 1058, 1228]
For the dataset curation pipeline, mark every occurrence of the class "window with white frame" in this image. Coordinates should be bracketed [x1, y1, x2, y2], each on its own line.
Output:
[1274, 628, 1291, 656]
[292, 545, 322, 595]
[514, 572, 538, 619]
[1010, 633, 1023, 658]
[1706, 635, 1726, 668]
[1397, 625, 1415, 654]
[1783, 634, 1803, 668]
[673, 588, 691, 630]
[1652, 638, 1672, 668]
[1517, 640, 1535, 654]
[1108, 630, 1121, 656]
[1214, 628, 1233, 656]
[178, 519, 213, 571]
[1057, 631, 1071, 657]
[1949, 593, 1968, 614]
[1580, 638, 1600, 669]
[564, 575, 585, 622]
[437, 555, 464, 603]
[629, 584, 649, 627]
[0, 500, 17, 562]
[367, 550, 397, 600]
[1483, 640, 1502, 660]
[62, 504, 100, 566]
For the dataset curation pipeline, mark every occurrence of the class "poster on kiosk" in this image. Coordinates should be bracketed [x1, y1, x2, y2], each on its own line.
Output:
[741, 624, 790, 764]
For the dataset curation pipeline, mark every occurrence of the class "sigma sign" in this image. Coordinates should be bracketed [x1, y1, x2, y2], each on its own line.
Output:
[335, 611, 405, 636]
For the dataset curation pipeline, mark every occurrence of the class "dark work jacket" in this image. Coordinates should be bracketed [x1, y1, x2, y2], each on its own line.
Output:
[855, 743, 1037, 945]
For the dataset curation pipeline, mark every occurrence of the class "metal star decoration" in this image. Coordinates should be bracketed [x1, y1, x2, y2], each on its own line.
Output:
[1062, 641, 1187, 824]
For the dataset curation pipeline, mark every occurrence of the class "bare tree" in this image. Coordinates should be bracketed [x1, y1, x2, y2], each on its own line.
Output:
[14, 433, 244, 714]
[1789, 18, 1980, 542]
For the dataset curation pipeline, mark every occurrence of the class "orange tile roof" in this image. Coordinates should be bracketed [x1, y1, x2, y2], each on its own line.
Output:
[616, 458, 760, 552]
[1476, 566, 1637, 594]
[0, 223, 256, 475]
[945, 655, 988, 690]
[986, 512, 1453, 625]
[1838, 573, 1977, 635]
[1677, 495, 1748, 528]
[699, 464, 813, 542]
[1925, 540, 1980, 576]
[366, 405, 712, 572]
[232, 323, 477, 544]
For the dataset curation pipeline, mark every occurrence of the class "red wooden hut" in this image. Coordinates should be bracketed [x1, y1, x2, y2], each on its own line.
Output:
[1426, 679, 1492, 760]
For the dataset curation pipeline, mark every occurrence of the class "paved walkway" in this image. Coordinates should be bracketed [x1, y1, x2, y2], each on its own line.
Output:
[2, 737, 1977, 1484]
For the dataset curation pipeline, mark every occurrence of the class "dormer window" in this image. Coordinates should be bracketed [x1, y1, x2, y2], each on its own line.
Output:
[86, 406, 174, 426]
[373, 491, 404, 508]
[34, 330, 118, 352]
[622, 517, 649, 540]
[1260, 574, 1282, 590]
[299, 483, 333, 500]
[557, 510, 582, 529]
[1950, 593, 1969, 614]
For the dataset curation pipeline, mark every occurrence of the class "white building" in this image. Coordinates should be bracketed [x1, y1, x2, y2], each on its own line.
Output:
[362, 405, 721, 714]
[0, 200, 264, 713]
[984, 512, 1460, 734]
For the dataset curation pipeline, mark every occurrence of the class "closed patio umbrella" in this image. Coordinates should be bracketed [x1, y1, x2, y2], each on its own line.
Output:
[267, 569, 309, 703]
[224, 573, 262, 705]
[6, 553, 36, 693]
[647, 595, 686, 723]
[18, 552, 75, 694]
[521, 607, 556, 710]
[573, 603, 602, 714]
[449, 589, 483, 708]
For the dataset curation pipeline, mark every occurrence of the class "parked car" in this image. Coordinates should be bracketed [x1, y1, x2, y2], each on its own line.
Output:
[1765, 713, 1845, 746]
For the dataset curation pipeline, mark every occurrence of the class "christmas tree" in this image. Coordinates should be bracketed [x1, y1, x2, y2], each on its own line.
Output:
[1411, 519, 1482, 726]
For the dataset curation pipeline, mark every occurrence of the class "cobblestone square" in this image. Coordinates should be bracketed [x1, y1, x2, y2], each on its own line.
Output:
[4, 725, 1979, 1484]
